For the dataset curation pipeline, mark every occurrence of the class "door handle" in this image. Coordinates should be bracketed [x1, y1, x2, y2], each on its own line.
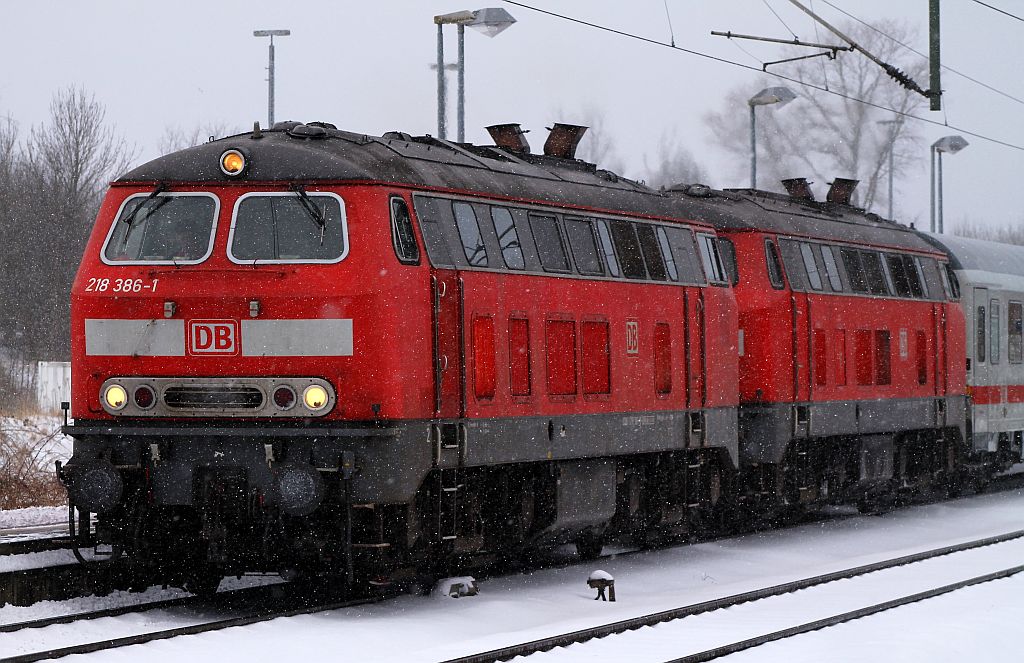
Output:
[440, 355, 449, 371]
[438, 281, 447, 297]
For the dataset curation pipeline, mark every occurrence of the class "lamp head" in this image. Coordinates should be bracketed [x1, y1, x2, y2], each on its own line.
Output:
[749, 86, 798, 107]
[932, 135, 968, 154]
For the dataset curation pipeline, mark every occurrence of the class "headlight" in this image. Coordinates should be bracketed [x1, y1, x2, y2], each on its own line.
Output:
[303, 385, 329, 411]
[273, 386, 297, 410]
[103, 384, 128, 411]
[220, 149, 247, 176]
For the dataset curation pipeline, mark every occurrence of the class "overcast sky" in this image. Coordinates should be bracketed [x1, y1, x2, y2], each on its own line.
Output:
[2, 1, 1021, 229]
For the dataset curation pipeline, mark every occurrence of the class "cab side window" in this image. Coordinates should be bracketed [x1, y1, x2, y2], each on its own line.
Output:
[390, 196, 420, 265]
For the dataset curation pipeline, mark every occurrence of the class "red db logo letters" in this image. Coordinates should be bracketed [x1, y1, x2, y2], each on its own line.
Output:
[188, 320, 239, 356]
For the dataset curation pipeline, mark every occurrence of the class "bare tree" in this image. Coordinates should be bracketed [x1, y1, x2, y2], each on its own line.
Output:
[643, 129, 711, 189]
[159, 121, 241, 154]
[0, 88, 134, 377]
[953, 220, 1024, 246]
[704, 19, 925, 213]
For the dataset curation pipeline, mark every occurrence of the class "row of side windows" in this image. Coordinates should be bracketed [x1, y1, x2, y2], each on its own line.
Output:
[774, 237, 957, 301]
[410, 194, 727, 286]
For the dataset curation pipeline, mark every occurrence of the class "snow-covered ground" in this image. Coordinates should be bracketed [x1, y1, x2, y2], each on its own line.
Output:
[0, 506, 67, 530]
[5, 488, 1021, 662]
[0, 416, 72, 471]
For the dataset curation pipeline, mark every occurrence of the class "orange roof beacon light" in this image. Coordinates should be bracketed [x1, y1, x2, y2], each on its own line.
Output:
[220, 149, 247, 177]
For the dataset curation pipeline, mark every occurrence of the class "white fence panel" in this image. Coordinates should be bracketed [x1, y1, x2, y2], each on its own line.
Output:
[36, 361, 71, 412]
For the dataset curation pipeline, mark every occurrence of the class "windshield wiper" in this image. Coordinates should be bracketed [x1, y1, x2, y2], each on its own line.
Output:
[290, 184, 326, 246]
[119, 182, 168, 252]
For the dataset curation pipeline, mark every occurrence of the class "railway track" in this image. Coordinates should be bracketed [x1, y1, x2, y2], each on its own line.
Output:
[441, 528, 1024, 663]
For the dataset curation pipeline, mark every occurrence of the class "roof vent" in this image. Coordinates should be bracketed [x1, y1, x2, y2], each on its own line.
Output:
[486, 123, 530, 153]
[543, 123, 587, 159]
[287, 124, 328, 139]
[781, 177, 815, 201]
[826, 178, 859, 205]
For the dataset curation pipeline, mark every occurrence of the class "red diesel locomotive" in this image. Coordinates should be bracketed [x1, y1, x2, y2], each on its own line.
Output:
[60, 120, 978, 592]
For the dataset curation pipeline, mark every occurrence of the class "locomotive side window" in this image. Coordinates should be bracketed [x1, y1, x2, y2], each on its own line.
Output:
[799, 243, 823, 291]
[656, 227, 679, 281]
[941, 264, 961, 300]
[990, 299, 1001, 364]
[490, 207, 525, 270]
[453, 202, 488, 267]
[609, 220, 647, 280]
[390, 196, 420, 265]
[820, 245, 843, 291]
[565, 217, 604, 276]
[912, 258, 931, 298]
[885, 254, 913, 297]
[636, 224, 668, 281]
[530, 214, 571, 273]
[903, 256, 925, 298]
[595, 220, 621, 278]
[411, 196, 456, 267]
[697, 234, 727, 284]
[840, 248, 867, 293]
[765, 240, 785, 289]
[664, 227, 706, 284]
[717, 238, 739, 286]
[103, 193, 218, 265]
[1009, 301, 1023, 364]
[861, 251, 891, 296]
[229, 192, 346, 263]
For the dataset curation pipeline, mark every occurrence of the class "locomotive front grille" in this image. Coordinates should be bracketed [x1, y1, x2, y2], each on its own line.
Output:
[163, 386, 265, 410]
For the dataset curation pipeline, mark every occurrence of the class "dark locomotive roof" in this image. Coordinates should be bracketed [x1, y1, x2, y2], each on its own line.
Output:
[118, 121, 934, 253]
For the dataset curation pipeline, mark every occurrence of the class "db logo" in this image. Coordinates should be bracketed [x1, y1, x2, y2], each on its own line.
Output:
[188, 320, 239, 356]
[625, 320, 639, 355]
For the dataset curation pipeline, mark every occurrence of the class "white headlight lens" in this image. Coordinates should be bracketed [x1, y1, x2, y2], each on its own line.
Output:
[103, 384, 128, 410]
[302, 385, 329, 411]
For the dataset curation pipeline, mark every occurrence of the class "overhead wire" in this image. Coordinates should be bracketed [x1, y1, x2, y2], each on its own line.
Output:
[499, 0, 1024, 152]
[761, 0, 799, 38]
[808, 0, 832, 90]
[970, 0, 1024, 23]
[820, 0, 1024, 108]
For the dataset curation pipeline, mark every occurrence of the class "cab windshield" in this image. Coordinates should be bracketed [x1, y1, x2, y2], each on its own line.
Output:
[229, 193, 347, 263]
[103, 193, 217, 264]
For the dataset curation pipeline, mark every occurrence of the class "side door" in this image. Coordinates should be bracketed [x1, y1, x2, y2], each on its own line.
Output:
[432, 270, 464, 419]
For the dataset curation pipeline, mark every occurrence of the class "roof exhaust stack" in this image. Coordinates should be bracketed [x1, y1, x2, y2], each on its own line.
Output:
[781, 177, 815, 202]
[826, 178, 859, 206]
[486, 123, 531, 153]
[543, 123, 588, 159]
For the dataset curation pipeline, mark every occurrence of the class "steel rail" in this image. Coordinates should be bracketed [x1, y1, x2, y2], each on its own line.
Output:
[1, 593, 386, 663]
[0, 537, 70, 557]
[0, 583, 279, 635]
[668, 565, 1024, 662]
[440, 528, 1024, 663]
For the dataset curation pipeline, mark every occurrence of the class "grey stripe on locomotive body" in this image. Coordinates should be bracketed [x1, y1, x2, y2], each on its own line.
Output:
[85, 319, 186, 357]
[67, 407, 737, 505]
[117, 125, 933, 254]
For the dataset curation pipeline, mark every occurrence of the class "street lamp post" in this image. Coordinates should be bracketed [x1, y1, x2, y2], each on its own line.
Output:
[930, 135, 969, 233]
[748, 87, 797, 189]
[434, 8, 516, 141]
[254, 29, 290, 128]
